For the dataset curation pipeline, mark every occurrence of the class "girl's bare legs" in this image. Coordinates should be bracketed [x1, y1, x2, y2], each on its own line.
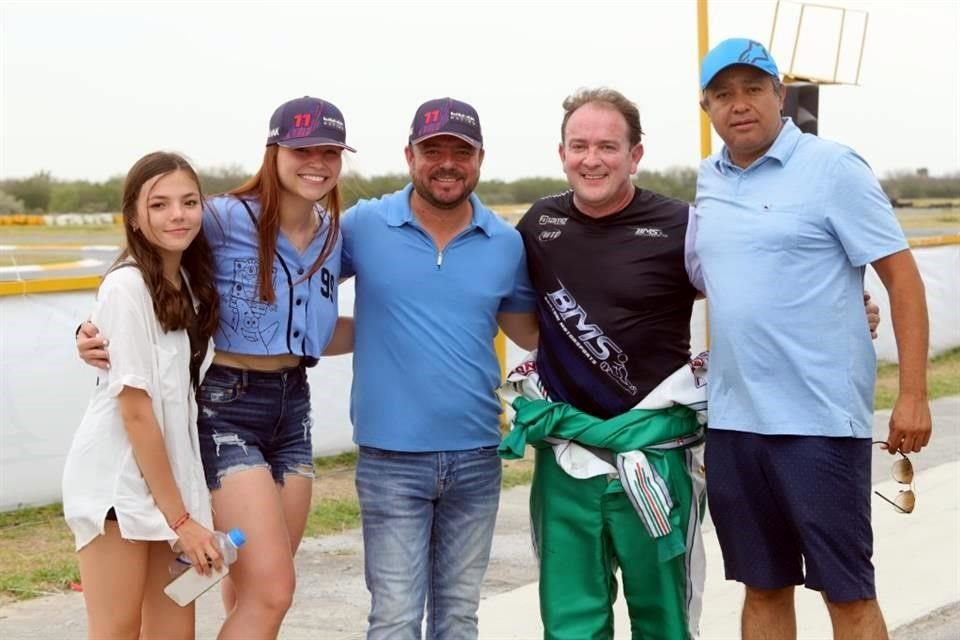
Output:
[78, 522, 148, 640]
[219, 474, 313, 617]
[213, 468, 311, 639]
[78, 522, 195, 640]
[279, 473, 313, 555]
[141, 538, 196, 640]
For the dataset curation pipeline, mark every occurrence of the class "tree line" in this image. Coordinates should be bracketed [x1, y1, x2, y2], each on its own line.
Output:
[1, 167, 957, 215]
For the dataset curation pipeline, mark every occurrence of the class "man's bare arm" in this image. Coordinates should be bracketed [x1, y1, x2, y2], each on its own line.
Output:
[497, 312, 539, 351]
[871, 250, 931, 454]
[323, 316, 355, 356]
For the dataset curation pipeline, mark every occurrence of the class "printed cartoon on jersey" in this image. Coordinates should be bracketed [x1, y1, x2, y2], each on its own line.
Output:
[223, 258, 281, 347]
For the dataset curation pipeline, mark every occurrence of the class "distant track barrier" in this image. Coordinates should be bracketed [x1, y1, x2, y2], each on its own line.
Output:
[0, 213, 122, 226]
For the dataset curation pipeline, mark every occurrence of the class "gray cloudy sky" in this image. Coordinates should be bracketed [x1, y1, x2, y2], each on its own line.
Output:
[1, 0, 957, 182]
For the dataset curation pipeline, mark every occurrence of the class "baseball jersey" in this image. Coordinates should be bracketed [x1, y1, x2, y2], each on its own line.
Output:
[203, 195, 340, 364]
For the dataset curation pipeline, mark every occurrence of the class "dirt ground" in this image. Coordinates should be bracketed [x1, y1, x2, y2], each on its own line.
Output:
[312, 464, 358, 501]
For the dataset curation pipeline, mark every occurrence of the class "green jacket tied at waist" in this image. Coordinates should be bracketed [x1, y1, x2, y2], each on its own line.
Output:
[499, 397, 703, 561]
[499, 397, 700, 458]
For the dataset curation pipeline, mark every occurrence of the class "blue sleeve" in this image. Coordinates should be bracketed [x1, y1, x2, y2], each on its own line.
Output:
[499, 241, 537, 313]
[202, 197, 229, 248]
[340, 205, 358, 279]
[684, 205, 705, 294]
[825, 149, 908, 267]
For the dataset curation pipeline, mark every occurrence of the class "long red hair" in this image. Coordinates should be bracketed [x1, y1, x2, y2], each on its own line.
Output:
[109, 152, 219, 339]
[228, 146, 342, 304]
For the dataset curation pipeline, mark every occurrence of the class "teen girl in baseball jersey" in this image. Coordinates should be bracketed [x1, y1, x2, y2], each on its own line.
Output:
[63, 152, 222, 639]
[78, 97, 355, 638]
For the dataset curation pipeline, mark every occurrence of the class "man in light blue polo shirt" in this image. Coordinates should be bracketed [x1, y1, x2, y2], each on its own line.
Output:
[694, 39, 932, 640]
[340, 97, 538, 640]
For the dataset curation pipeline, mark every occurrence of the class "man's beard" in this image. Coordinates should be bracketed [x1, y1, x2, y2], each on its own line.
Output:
[411, 171, 477, 210]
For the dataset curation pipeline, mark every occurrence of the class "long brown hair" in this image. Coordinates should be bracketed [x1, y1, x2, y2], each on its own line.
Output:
[109, 152, 219, 339]
[228, 145, 342, 304]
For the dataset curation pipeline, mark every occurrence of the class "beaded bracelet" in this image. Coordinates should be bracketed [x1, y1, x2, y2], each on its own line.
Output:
[170, 512, 191, 531]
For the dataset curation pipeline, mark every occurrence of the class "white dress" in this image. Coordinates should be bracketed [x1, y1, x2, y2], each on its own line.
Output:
[62, 265, 214, 551]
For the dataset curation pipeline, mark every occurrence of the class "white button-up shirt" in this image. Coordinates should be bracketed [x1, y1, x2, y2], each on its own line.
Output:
[63, 264, 213, 550]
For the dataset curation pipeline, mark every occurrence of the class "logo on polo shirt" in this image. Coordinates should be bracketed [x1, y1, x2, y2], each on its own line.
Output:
[634, 227, 668, 239]
[538, 230, 562, 242]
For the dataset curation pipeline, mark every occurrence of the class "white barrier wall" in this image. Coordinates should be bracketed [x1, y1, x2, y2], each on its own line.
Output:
[865, 244, 960, 362]
[0, 245, 956, 510]
[1, 284, 356, 512]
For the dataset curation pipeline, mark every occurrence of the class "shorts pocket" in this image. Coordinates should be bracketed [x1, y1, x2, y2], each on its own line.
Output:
[198, 376, 243, 404]
[472, 445, 500, 457]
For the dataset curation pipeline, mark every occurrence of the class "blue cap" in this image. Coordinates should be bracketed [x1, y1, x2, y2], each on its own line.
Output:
[700, 38, 780, 90]
[227, 527, 246, 548]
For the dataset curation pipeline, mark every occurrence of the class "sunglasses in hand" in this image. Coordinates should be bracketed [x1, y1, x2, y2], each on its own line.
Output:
[873, 441, 916, 514]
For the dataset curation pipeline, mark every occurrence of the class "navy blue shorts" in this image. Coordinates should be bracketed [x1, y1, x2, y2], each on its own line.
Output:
[705, 430, 875, 603]
[197, 364, 315, 490]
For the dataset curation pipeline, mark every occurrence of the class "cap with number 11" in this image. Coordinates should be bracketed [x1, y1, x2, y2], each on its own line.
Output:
[266, 96, 356, 151]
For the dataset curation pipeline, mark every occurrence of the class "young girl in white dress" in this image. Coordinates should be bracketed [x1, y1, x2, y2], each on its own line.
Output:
[62, 152, 221, 640]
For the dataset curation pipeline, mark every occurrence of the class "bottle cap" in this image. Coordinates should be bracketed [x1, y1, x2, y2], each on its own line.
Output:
[227, 528, 246, 547]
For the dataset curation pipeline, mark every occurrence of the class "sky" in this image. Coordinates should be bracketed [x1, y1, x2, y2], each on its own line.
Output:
[1, 0, 958, 183]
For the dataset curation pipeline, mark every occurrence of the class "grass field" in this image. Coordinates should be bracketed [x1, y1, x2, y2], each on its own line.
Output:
[895, 208, 960, 230]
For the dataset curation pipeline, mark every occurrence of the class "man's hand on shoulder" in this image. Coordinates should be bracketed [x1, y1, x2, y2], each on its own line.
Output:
[864, 291, 881, 339]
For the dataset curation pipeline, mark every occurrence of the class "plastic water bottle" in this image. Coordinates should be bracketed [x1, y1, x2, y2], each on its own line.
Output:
[164, 528, 246, 607]
[168, 527, 246, 577]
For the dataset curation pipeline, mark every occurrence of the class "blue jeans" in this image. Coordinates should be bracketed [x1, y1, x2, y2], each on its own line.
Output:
[355, 445, 502, 640]
[197, 364, 315, 489]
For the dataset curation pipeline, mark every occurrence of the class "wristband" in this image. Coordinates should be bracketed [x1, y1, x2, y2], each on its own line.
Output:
[170, 512, 191, 531]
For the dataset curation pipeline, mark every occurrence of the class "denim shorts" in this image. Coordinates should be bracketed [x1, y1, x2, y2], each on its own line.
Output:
[197, 363, 315, 490]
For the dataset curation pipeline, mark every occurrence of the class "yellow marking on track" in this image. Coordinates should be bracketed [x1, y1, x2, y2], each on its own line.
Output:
[0, 275, 102, 296]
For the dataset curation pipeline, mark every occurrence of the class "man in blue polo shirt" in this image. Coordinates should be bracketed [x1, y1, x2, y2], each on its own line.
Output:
[694, 39, 932, 639]
[340, 97, 538, 640]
